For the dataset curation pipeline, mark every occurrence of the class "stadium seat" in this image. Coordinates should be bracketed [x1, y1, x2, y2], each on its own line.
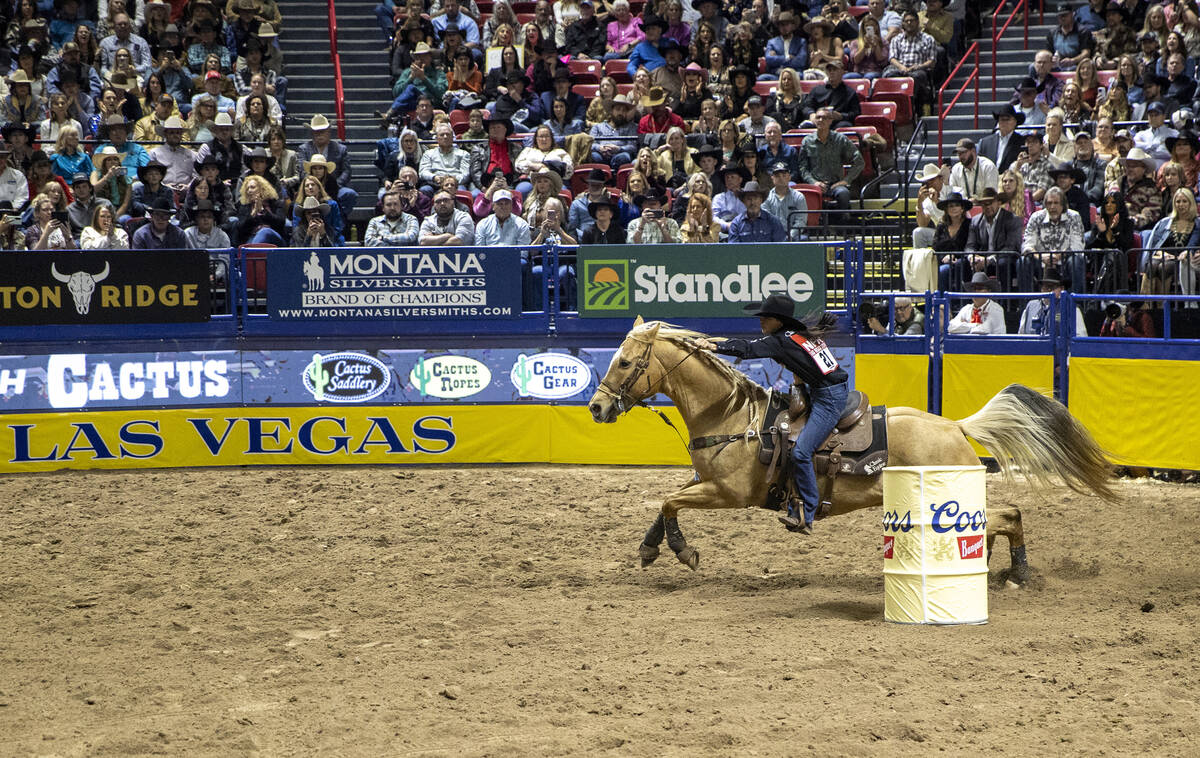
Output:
[604, 59, 633, 83]
[798, 79, 823, 95]
[1051, 71, 1073, 82]
[615, 163, 634, 190]
[449, 109, 469, 135]
[515, 12, 534, 24]
[477, 0, 493, 10]
[616, 82, 634, 96]
[847, 5, 869, 17]
[753, 81, 778, 96]
[569, 59, 602, 79]
[1096, 69, 1117, 88]
[856, 102, 896, 149]
[571, 163, 612, 196]
[793, 184, 824, 226]
[837, 127, 877, 179]
[783, 129, 814, 147]
[572, 83, 600, 99]
[558, 188, 574, 205]
[241, 245, 275, 309]
[848, 78, 872, 101]
[871, 77, 915, 125]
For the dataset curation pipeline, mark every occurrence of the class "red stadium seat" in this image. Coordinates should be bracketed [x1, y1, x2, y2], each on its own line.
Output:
[615, 163, 634, 190]
[512, 1, 537, 11]
[477, 0, 493, 10]
[837, 127, 876, 180]
[616, 82, 634, 95]
[848, 77, 872, 101]
[798, 79, 823, 95]
[456, 189, 474, 212]
[515, 13, 534, 24]
[872, 77, 914, 125]
[1051, 71, 1073, 82]
[571, 163, 612, 196]
[857, 101, 896, 149]
[558, 189, 574, 205]
[572, 83, 600, 99]
[847, 5, 869, 17]
[241, 245, 276, 304]
[793, 184, 824, 226]
[753, 80, 778, 96]
[604, 59, 633, 83]
[1097, 69, 1117, 89]
[449, 109, 469, 135]
[783, 129, 814, 147]
[569, 59, 602, 78]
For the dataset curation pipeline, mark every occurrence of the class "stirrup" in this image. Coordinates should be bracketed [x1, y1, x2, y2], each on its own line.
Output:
[778, 511, 802, 528]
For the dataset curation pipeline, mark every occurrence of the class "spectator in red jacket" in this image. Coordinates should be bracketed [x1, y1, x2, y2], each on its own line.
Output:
[637, 86, 685, 134]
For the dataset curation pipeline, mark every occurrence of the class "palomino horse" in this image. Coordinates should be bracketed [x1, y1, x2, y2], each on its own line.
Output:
[588, 319, 1116, 583]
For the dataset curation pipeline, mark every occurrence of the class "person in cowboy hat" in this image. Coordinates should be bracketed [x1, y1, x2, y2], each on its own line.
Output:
[713, 163, 749, 231]
[131, 196, 190, 249]
[637, 85, 686, 134]
[1010, 76, 1048, 127]
[695, 294, 849, 534]
[296, 113, 358, 217]
[1, 69, 42, 128]
[183, 153, 235, 227]
[729, 180, 786, 242]
[386, 41, 447, 119]
[473, 114, 522, 187]
[692, 142, 725, 192]
[147, 114, 196, 189]
[580, 194, 626, 244]
[912, 161, 950, 247]
[978, 104, 1026, 173]
[948, 271, 1006, 334]
[628, 188, 680, 243]
[292, 195, 335, 247]
[131, 159, 174, 218]
[239, 146, 279, 195]
[964, 186, 1023, 289]
[0, 144, 29, 210]
[627, 13, 669, 78]
[1018, 267, 1089, 336]
[1118, 147, 1164, 229]
[96, 114, 149, 178]
[588, 93, 638, 169]
[183, 197, 231, 249]
[765, 10, 806, 76]
[567, 167, 613, 236]
[1049, 164, 1092, 230]
[490, 70, 535, 130]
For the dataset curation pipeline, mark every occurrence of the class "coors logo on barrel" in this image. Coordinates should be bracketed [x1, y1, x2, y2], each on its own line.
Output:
[0, 250, 211, 325]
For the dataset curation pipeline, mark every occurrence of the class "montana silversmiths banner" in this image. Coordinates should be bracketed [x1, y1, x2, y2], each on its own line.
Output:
[576, 243, 827, 318]
[266, 248, 522, 320]
[0, 249, 210, 324]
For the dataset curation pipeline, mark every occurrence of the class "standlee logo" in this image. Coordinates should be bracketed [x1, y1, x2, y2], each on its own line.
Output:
[510, 353, 591, 399]
[958, 534, 985, 560]
[583, 259, 629, 310]
[409, 355, 491, 399]
[303, 352, 391, 403]
[882, 535, 895, 559]
[46, 354, 230, 409]
[929, 500, 987, 533]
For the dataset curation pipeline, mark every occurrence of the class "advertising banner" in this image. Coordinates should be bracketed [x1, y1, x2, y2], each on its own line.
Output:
[576, 243, 827, 318]
[0, 249, 210, 324]
[266, 247, 522, 320]
[0, 405, 696, 472]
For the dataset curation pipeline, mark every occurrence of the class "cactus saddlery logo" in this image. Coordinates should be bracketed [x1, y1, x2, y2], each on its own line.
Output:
[409, 355, 491, 399]
[510, 352, 591, 400]
[583, 259, 629, 310]
[303, 352, 391, 403]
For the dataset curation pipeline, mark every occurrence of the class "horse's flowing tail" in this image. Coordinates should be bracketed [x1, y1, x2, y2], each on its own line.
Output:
[957, 384, 1118, 503]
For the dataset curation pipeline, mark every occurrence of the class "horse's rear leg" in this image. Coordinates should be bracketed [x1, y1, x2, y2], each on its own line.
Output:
[988, 505, 1030, 585]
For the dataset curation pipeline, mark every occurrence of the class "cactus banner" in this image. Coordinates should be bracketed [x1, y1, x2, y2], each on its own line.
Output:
[577, 243, 827, 318]
[266, 247, 523, 320]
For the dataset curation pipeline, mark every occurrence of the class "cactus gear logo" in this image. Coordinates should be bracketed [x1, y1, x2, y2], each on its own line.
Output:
[302, 352, 391, 403]
[510, 352, 591, 399]
[409, 355, 491, 399]
[583, 259, 629, 310]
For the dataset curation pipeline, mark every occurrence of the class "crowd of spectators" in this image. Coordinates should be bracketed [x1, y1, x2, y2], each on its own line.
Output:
[368, 0, 962, 252]
[0, 0, 294, 250]
[912, 0, 1200, 308]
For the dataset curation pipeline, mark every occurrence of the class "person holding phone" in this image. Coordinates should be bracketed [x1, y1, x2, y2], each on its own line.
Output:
[91, 146, 132, 221]
[627, 188, 681, 243]
[27, 194, 76, 250]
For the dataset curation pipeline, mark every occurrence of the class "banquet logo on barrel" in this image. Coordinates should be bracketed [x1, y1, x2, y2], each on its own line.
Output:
[957, 535, 985, 560]
[303, 352, 390, 403]
[583, 259, 629, 310]
[409, 355, 491, 399]
[882, 535, 894, 559]
[510, 353, 591, 399]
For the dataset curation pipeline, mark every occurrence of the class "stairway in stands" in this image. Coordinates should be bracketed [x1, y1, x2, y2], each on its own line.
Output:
[277, 0, 338, 132]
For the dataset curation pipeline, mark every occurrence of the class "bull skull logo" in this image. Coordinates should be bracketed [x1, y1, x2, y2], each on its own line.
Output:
[51, 261, 109, 315]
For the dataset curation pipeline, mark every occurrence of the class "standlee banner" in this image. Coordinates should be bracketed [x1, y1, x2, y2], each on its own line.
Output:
[0, 347, 854, 412]
[576, 243, 827, 318]
[0, 249, 210, 325]
[266, 247, 523, 320]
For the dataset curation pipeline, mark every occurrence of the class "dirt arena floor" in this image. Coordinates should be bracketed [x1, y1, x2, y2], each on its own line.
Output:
[1, 466, 1197, 757]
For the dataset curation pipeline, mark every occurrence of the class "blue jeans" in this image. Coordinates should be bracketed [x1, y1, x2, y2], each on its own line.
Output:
[792, 381, 849, 525]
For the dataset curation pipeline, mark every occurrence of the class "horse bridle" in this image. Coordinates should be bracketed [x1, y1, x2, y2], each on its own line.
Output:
[596, 335, 698, 416]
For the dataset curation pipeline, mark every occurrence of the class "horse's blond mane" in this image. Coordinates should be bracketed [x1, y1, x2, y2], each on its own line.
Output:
[638, 322, 769, 409]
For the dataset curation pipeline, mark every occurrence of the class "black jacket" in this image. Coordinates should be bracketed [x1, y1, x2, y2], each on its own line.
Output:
[564, 17, 606, 59]
[965, 208, 1023, 253]
[800, 82, 861, 124]
[715, 330, 848, 388]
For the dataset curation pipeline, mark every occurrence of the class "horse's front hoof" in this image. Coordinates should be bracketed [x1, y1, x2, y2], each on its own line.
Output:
[676, 546, 699, 571]
[639, 543, 660, 568]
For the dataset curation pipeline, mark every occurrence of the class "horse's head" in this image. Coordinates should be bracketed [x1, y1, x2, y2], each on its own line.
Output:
[589, 317, 661, 423]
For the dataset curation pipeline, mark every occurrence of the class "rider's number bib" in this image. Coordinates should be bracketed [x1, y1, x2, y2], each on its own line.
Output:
[790, 334, 839, 375]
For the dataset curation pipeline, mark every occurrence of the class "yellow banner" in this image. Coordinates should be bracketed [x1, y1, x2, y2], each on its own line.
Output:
[941, 353, 1054, 456]
[1069, 357, 1200, 470]
[855, 353, 929, 411]
[0, 405, 699, 473]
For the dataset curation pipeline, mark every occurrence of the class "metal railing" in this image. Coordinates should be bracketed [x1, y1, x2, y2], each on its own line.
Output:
[328, 0, 347, 141]
[992, 0, 1029, 100]
[937, 42, 980, 164]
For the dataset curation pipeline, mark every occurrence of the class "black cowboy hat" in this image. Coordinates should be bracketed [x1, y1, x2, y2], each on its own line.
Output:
[1048, 165, 1086, 183]
[137, 160, 168, 182]
[1165, 130, 1200, 153]
[1104, 1, 1130, 23]
[191, 198, 216, 213]
[552, 67, 573, 82]
[696, 143, 720, 165]
[633, 189, 668, 208]
[659, 38, 683, 55]
[193, 154, 221, 173]
[936, 191, 973, 211]
[992, 104, 1025, 125]
[728, 64, 754, 82]
[587, 196, 619, 217]
[1039, 267, 1067, 288]
[642, 14, 669, 33]
[742, 293, 807, 330]
[483, 116, 515, 136]
[720, 164, 750, 181]
[736, 180, 769, 199]
[1, 122, 36, 142]
[585, 167, 609, 184]
[149, 196, 175, 215]
[243, 146, 276, 169]
[505, 70, 531, 86]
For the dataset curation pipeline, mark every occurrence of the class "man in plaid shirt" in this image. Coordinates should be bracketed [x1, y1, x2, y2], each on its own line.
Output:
[883, 10, 938, 116]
